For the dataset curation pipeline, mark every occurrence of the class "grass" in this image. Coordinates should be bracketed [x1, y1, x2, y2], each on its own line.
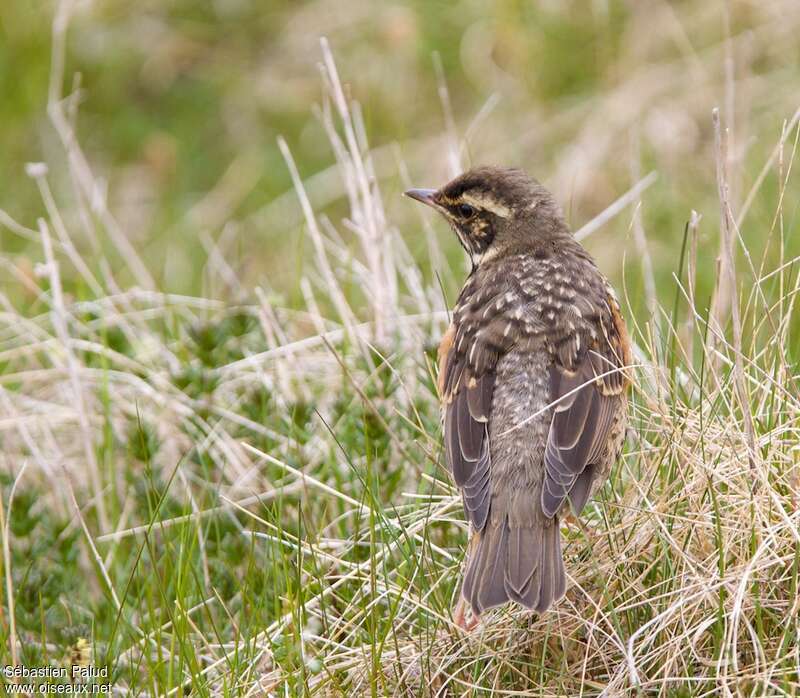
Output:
[1, 1, 800, 696]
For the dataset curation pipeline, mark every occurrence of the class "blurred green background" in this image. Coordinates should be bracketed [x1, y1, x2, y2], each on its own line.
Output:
[2, 0, 799, 320]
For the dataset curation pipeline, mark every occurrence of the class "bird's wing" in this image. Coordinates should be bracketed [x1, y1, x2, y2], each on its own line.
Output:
[541, 291, 631, 518]
[438, 278, 526, 532]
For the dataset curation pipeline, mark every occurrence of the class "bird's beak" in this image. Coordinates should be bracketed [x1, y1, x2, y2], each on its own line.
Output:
[404, 188, 439, 209]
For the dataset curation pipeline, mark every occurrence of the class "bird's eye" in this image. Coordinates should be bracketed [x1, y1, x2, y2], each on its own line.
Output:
[457, 203, 475, 219]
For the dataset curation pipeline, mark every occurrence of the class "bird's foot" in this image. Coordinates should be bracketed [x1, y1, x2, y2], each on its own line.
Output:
[561, 511, 580, 530]
[562, 511, 595, 539]
[452, 595, 480, 632]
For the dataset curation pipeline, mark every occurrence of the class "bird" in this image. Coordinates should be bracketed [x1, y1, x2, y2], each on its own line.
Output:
[405, 166, 631, 629]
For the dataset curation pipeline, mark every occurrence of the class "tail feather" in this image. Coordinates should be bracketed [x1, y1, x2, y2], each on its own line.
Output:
[534, 523, 561, 612]
[554, 528, 566, 599]
[505, 526, 541, 596]
[462, 523, 509, 613]
[462, 517, 565, 616]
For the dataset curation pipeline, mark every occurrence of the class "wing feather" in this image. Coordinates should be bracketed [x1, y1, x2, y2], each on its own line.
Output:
[542, 315, 628, 518]
[467, 373, 494, 422]
[441, 336, 498, 532]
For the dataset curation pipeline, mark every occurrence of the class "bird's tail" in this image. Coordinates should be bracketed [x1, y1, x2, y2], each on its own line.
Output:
[461, 517, 566, 615]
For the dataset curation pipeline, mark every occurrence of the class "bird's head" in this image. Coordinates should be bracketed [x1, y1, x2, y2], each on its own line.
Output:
[405, 166, 567, 266]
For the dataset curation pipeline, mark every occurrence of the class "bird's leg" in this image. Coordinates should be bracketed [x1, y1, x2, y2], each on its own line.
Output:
[561, 511, 581, 531]
[562, 510, 595, 540]
[453, 532, 480, 631]
[452, 594, 467, 628]
[452, 595, 480, 631]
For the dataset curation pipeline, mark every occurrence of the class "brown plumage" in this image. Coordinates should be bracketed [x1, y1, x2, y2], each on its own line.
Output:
[406, 166, 631, 628]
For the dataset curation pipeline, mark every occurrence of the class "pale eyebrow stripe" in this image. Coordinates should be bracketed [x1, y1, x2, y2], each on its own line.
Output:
[460, 193, 511, 218]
